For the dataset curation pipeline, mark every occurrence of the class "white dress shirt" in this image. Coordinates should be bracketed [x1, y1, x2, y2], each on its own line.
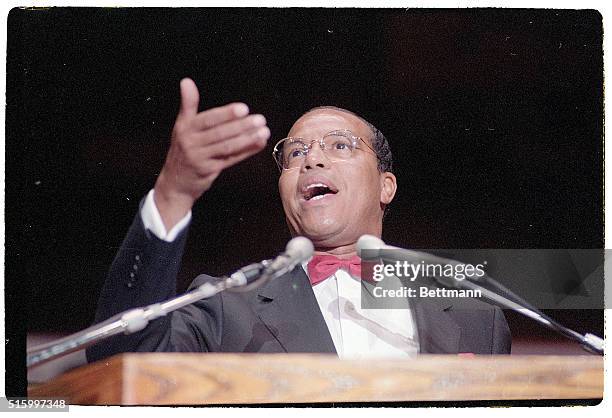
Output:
[141, 189, 420, 358]
[308, 264, 419, 358]
[141, 189, 192, 241]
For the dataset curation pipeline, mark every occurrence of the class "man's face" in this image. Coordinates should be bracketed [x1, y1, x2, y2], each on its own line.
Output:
[278, 108, 396, 250]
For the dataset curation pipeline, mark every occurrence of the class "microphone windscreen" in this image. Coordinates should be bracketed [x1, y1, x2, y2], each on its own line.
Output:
[285, 236, 314, 261]
[356, 235, 385, 259]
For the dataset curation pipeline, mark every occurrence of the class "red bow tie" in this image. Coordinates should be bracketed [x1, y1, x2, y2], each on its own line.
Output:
[307, 255, 362, 286]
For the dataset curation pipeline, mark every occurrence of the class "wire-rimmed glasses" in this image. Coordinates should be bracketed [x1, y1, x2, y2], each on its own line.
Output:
[272, 129, 376, 171]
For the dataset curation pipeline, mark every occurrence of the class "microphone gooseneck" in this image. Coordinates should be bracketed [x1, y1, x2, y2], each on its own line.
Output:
[27, 237, 314, 368]
[356, 234, 604, 355]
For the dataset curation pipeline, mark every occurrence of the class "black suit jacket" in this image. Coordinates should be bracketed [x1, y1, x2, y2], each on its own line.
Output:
[86, 210, 511, 363]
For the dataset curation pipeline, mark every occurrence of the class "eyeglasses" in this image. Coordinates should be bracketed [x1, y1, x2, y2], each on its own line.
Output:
[272, 129, 377, 171]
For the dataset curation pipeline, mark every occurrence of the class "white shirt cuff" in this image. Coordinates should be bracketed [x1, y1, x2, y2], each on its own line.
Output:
[141, 189, 192, 242]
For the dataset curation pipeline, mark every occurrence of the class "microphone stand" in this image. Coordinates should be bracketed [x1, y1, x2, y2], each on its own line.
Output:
[454, 278, 603, 354]
[26, 269, 261, 368]
[28, 234, 314, 368]
[374, 253, 604, 355]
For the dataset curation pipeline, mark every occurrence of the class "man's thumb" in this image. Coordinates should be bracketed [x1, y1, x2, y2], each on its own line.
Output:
[178, 78, 200, 117]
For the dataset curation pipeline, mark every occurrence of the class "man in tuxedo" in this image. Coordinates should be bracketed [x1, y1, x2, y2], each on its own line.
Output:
[87, 78, 511, 362]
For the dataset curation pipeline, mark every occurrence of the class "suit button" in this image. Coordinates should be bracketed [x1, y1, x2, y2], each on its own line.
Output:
[127, 282, 134, 288]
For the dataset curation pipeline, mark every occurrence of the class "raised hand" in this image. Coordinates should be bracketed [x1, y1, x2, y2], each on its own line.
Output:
[153, 78, 270, 229]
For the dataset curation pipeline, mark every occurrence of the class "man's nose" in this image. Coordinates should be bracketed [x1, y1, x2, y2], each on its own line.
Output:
[303, 141, 329, 170]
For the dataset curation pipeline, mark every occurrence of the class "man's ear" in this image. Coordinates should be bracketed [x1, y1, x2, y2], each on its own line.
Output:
[380, 172, 397, 205]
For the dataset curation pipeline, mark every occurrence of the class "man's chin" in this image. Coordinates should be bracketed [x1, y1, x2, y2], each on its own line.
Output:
[295, 220, 345, 245]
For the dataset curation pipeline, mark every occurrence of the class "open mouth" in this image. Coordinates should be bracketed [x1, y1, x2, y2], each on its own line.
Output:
[303, 183, 339, 201]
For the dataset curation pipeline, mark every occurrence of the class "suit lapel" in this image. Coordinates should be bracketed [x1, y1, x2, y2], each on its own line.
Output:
[255, 267, 461, 355]
[256, 266, 337, 354]
[412, 296, 461, 354]
[363, 272, 462, 354]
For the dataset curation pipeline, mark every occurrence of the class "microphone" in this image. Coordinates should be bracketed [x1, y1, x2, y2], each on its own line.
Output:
[357, 234, 477, 288]
[265, 236, 314, 277]
[27, 237, 314, 367]
[356, 234, 604, 354]
[228, 236, 314, 292]
[356, 234, 386, 257]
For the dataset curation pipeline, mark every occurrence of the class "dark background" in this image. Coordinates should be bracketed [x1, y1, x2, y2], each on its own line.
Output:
[5, 8, 604, 395]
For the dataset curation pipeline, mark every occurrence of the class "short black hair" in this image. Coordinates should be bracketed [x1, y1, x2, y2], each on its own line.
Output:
[303, 106, 393, 174]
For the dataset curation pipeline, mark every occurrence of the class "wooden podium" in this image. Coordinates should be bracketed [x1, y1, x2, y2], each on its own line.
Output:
[28, 354, 603, 405]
